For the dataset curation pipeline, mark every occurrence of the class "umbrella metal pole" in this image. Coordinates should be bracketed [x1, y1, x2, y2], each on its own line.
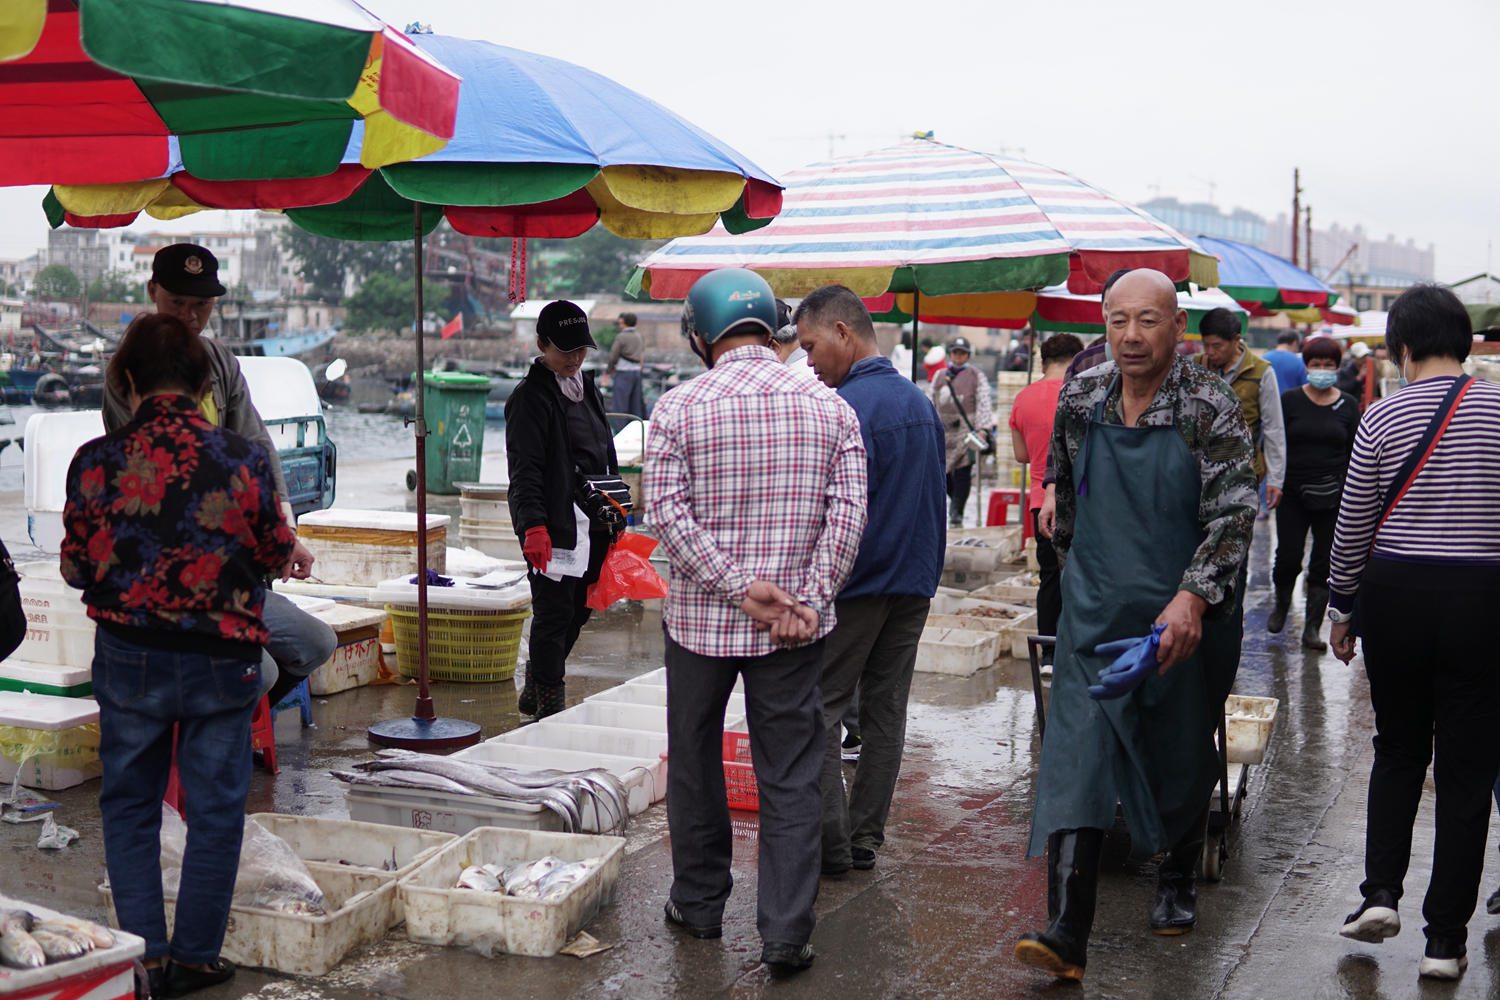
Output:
[910, 289, 922, 382]
[367, 205, 481, 752]
[412, 206, 434, 723]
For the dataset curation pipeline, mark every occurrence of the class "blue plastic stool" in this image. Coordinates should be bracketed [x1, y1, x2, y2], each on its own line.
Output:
[271, 677, 313, 727]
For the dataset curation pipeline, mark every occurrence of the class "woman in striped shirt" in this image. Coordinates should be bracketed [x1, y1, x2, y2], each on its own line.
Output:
[1328, 284, 1500, 981]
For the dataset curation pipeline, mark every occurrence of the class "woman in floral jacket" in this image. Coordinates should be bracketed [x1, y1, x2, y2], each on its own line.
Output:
[62, 314, 294, 998]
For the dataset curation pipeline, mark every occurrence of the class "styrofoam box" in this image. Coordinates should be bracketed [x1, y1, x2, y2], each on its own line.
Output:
[0, 691, 100, 790]
[0, 659, 92, 698]
[373, 574, 531, 613]
[915, 626, 1002, 677]
[0, 893, 144, 1000]
[346, 783, 563, 835]
[101, 864, 394, 977]
[452, 742, 663, 814]
[248, 813, 454, 924]
[15, 612, 95, 667]
[298, 509, 450, 585]
[400, 827, 626, 957]
[305, 604, 387, 696]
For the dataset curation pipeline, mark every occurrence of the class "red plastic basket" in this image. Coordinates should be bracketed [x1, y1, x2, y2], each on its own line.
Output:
[722, 730, 758, 812]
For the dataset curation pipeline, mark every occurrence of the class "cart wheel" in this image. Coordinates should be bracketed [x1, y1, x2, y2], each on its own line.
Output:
[1201, 831, 1226, 883]
[406, 470, 418, 491]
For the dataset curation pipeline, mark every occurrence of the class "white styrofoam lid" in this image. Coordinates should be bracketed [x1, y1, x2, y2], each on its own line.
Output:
[313, 603, 388, 629]
[0, 691, 100, 729]
[0, 659, 92, 687]
[283, 594, 337, 615]
[374, 572, 530, 611]
[15, 560, 65, 581]
[298, 509, 451, 531]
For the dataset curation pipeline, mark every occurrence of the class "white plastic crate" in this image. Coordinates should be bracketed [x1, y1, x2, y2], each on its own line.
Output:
[497, 721, 668, 761]
[247, 813, 454, 924]
[1225, 694, 1279, 764]
[399, 826, 625, 957]
[346, 782, 562, 835]
[0, 894, 143, 1000]
[915, 626, 1002, 676]
[100, 866, 395, 977]
[546, 700, 667, 733]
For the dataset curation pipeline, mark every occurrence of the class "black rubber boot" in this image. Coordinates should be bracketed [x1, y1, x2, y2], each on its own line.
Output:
[517, 678, 537, 717]
[536, 682, 567, 719]
[1302, 586, 1329, 652]
[1150, 808, 1208, 934]
[1014, 828, 1103, 980]
[1266, 585, 1293, 634]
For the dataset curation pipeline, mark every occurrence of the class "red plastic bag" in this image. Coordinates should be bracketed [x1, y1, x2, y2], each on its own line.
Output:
[586, 532, 669, 609]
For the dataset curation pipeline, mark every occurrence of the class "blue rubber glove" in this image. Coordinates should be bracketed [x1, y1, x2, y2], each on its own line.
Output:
[1087, 624, 1166, 700]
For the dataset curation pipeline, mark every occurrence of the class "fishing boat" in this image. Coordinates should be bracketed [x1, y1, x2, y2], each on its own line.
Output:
[214, 308, 336, 358]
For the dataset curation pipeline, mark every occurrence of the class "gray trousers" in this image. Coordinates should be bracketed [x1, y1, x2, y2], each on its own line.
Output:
[257, 591, 338, 697]
[665, 634, 824, 946]
[819, 595, 929, 868]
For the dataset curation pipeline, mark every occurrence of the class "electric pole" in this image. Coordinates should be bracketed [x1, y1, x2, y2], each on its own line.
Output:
[1291, 168, 1302, 267]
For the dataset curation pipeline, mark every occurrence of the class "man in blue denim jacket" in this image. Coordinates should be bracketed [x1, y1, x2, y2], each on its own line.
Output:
[795, 285, 948, 875]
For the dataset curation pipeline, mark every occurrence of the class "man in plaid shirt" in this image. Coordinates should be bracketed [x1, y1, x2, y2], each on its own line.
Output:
[646, 269, 867, 973]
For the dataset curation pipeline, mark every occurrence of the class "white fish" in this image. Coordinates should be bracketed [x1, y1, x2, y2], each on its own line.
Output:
[456, 865, 501, 892]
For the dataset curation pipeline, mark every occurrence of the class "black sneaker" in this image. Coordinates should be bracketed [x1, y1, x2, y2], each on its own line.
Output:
[1339, 890, 1399, 943]
[161, 958, 234, 998]
[1419, 936, 1468, 980]
[851, 846, 876, 870]
[761, 941, 815, 972]
[664, 900, 721, 939]
[841, 732, 861, 751]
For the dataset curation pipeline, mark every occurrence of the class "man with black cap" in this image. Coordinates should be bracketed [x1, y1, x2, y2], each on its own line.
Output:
[102, 243, 335, 710]
[505, 301, 621, 718]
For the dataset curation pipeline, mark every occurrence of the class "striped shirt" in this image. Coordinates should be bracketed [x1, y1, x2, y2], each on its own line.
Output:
[644, 345, 868, 658]
[1327, 375, 1500, 613]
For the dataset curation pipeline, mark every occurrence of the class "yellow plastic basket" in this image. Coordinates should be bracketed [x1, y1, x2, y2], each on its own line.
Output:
[385, 604, 529, 683]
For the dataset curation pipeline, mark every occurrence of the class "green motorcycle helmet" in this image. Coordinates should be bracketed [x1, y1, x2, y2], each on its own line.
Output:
[681, 268, 778, 347]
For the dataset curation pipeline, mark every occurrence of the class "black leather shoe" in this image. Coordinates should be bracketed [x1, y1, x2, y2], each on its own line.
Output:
[851, 846, 876, 870]
[144, 963, 166, 999]
[760, 941, 815, 972]
[517, 680, 537, 716]
[1149, 872, 1197, 934]
[664, 900, 721, 939]
[161, 959, 234, 998]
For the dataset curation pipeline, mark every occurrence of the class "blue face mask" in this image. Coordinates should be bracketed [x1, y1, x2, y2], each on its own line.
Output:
[1307, 369, 1338, 390]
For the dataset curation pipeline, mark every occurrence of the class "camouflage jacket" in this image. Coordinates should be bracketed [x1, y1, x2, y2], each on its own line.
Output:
[1050, 355, 1257, 607]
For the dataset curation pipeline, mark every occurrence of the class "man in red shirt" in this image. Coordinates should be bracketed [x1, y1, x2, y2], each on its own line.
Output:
[1008, 334, 1083, 653]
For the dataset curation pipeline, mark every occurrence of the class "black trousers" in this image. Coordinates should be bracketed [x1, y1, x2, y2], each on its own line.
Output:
[946, 464, 972, 518]
[524, 530, 610, 686]
[1271, 491, 1337, 592]
[1032, 509, 1061, 638]
[1357, 559, 1500, 945]
[665, 634, 825, 945]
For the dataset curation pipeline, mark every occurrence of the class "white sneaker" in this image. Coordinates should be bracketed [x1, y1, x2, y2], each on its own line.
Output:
[1418, 953, 1467, 980]
[1338, 896, 1399, 943]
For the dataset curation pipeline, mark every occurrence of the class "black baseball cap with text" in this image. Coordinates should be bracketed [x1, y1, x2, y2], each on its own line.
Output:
[537, 300, 597, 351]
[151, 243, 227, 298]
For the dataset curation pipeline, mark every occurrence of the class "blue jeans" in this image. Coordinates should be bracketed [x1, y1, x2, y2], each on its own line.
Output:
[93, 629, 260, 964]
[258, 591, 337, 697]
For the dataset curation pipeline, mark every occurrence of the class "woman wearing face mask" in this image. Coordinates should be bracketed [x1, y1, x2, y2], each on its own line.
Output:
[1266, 335, 1360, 649]
[504, 301, 620, 719]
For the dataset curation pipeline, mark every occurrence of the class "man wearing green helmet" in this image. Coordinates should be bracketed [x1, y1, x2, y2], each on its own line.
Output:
[646, 268, 868, 973]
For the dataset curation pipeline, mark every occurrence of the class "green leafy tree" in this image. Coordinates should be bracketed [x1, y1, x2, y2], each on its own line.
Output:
[86, 270, 143, 303]
[280, 227, 411, 303]
[34, 264, 80, 300]
[343, 272, 448, 334]
[532, 227, 665, 297]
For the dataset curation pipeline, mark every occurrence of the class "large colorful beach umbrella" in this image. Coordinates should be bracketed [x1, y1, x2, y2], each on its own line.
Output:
[47, 33, 782, 245]
[631, 139, 1218, 307]
[0, 0, 460, 188]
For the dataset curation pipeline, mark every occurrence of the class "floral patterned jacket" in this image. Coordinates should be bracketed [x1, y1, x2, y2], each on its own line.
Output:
[62, 394, 295, 653]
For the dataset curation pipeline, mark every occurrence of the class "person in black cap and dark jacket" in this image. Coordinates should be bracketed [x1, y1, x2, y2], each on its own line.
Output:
[505, 301, 620, 718]
[101, 243, 335, 714]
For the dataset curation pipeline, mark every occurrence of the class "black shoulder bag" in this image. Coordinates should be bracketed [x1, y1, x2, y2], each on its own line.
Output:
[0, 539, 24, 661]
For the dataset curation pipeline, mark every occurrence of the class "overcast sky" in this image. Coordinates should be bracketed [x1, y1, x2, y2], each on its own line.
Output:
[4, 0, 1495, 280]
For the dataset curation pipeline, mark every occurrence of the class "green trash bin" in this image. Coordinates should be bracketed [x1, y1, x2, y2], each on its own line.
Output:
[421, 371, 493, 494]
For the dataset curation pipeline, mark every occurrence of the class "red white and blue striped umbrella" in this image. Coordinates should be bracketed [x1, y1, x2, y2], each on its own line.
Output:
[630, 139, 1219, 310]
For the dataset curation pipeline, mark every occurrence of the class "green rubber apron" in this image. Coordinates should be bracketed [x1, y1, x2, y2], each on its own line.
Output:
[1027, 379, 1240, 858]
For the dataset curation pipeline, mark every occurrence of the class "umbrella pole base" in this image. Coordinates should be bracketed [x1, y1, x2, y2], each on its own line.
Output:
[367, 716, 482, 752]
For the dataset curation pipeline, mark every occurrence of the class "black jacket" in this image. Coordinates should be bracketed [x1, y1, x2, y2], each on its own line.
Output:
[504, 360, 618, 549]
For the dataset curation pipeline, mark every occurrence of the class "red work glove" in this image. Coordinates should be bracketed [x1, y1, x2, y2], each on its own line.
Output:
[522, 526, 552, 572]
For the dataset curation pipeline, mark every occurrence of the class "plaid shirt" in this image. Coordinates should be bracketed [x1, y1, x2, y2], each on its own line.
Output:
[645, 345, 867, 658]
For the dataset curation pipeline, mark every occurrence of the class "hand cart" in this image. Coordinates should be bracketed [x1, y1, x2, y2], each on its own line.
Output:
[1025, 634, 1255, 882]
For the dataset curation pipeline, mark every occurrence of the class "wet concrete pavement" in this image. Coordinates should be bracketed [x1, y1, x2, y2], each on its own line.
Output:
[6, 459, 1500, 998]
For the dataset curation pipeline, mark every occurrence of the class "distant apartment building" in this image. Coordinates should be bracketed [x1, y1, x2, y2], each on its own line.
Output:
[1139, 197, 1268, 246]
